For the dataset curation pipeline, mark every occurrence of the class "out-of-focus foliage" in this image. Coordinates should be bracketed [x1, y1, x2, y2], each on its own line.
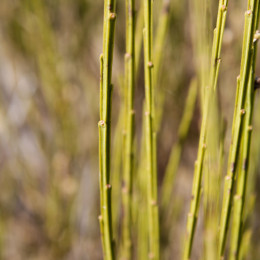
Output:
[0, 0, 260, 259]
[0, 0, 103, 259]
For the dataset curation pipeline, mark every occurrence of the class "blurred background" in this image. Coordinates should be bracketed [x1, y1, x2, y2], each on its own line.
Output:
[0, 0, 260, 259]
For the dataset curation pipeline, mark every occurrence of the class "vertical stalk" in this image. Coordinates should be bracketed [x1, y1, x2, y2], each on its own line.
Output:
[143, 0, 160, 258]
[99, 0, 117, 259]
[229, 5, 260, 259]
[183, 1, 228, 259]
[133, 1, 170, 257]
[121, 0, 135, 258]
[218, 1, 259, 257]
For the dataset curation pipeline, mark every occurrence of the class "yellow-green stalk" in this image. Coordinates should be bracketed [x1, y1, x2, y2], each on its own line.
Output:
[218, 1, 259, 257]
[241, 76, 260, 259]
[99, 0, 117, 258]
[229, 6, 260, 259]
[143, 0, 160, 258]
[121, 0, 135, 258]
[183, 0, 228, 258]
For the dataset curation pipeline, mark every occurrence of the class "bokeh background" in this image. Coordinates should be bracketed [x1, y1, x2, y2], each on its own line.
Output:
[0, 0, 260, 259]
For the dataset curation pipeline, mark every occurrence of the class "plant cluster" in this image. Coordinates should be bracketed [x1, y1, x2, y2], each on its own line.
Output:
[99, 0, 260, 259]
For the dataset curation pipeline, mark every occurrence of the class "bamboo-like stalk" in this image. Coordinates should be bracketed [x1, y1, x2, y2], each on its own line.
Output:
[229, 68, 254, 260]
[99, 0, 117, 259]
[121, 0, 135, 258]
[183, 1, 228, 259]
[143, 0, 160, 258]
[242, 75, 260, 260]
[132, 1, 171, 257]
[240, 74, 260, 260]
[161, 79, 197, 211]
[99, 54, 106, 254]
[218, 1, 259, 257]
[140, 0, 171, 133]
[229, 7, 260, 259]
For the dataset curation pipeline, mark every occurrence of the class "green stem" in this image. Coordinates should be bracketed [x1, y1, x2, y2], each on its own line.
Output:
[229, 6, 260, 259]
[143, 0, 160, 258]
[183, 1, 228, 259]
[99, 0, 117, 259]
[121, 0, 135, 258]
[218, 1, 259, 257]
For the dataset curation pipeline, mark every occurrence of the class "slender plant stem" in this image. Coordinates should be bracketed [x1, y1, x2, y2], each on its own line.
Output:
[229, 5, 260, 259]
[132, 1, 170, 257]
[99, 0, 117, 259]
[99, 54, 106, 253]
[183, 1, 228, 259]
[218, 1, 259, 258]
[121, 0, 135, 258]
[143, 0, 160, 258]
